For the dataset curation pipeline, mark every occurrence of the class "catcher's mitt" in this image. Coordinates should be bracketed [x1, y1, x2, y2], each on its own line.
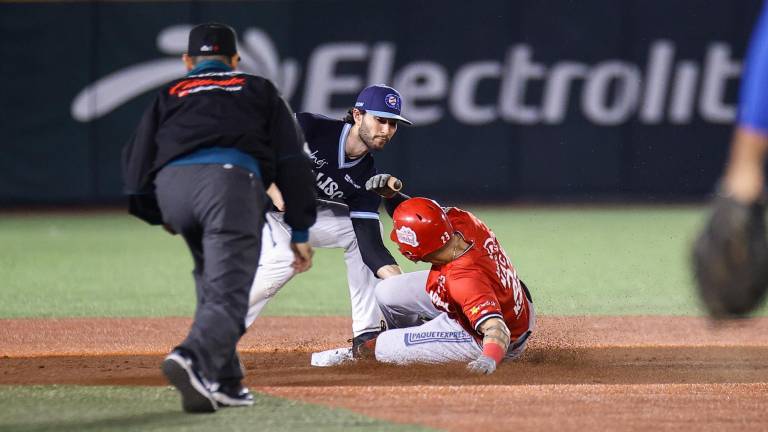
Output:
[692, 193, 768, 318]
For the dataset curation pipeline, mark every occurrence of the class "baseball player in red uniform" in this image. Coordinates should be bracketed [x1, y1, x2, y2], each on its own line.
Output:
[357, 197, 535, 374]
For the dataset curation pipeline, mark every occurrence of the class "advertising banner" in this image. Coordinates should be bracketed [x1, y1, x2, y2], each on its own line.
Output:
[0, 0, 762, 203]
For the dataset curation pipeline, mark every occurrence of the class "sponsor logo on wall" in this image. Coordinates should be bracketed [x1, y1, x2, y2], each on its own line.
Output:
[72, 25, 742, 127]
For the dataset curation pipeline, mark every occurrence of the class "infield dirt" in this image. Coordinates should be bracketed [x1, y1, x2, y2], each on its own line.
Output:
[1, 316, 767, 431]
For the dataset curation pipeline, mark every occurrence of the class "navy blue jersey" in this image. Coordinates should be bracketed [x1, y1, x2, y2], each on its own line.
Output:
[296, 112, 381, 220]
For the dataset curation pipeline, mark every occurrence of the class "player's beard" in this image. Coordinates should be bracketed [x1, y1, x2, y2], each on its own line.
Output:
[358, 121, 390, 151]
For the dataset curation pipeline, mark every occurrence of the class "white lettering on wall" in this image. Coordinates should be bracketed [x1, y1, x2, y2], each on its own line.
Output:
[71, 25, 743, 127]
[302, 43, 367, 118]
[393, 62, 449, 125]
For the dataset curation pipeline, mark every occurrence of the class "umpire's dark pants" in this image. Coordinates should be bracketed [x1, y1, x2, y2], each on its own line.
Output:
[155, 163, 265, 384]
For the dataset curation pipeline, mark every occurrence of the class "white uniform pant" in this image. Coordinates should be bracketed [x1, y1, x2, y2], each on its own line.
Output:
[246, 205, 383, 337]
[374, 270, 536, 364]
[375, 270, 441, 329]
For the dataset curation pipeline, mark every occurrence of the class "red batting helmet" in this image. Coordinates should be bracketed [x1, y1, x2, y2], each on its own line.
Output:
[390, 197, 453, 261]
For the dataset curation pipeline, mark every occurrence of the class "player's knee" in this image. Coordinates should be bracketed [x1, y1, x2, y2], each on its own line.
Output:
[375, 278, 399, 309]
[253, 254, 296, 297]
[370, 330, 399, 364]
[263, 248, 296, 267]
[341, 231, 359, 252]
[250, 281, 279, 303]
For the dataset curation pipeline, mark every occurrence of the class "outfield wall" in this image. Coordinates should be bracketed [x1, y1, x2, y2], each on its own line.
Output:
[0, 0, 762, 204]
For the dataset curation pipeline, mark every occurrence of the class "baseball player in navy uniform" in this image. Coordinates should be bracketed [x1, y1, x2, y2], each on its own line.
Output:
[246, 85, 412, 352]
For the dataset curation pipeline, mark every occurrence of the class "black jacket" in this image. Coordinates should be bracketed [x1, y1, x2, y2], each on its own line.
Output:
[122, 65, 316, 232]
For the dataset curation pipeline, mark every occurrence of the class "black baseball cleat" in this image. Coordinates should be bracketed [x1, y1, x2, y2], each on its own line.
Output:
[211, 382, 255, 407]
[161, 350, 218, 413]
[351, 330, 380, 359]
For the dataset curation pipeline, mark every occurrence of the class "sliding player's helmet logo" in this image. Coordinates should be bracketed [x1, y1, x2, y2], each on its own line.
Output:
[395, 226, 419, 247]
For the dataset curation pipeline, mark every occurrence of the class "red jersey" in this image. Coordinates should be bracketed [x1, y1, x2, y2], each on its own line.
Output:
[425, 208, 531, 343]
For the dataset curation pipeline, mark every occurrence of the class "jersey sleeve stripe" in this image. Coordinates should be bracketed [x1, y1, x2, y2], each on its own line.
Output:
[349, 211, 380, 220]
[473, 313, 504, 333]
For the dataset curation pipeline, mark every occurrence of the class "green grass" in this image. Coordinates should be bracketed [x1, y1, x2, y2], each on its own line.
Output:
[0, 386, 433, 432]
[0, 207, 764, 432]
[0, 206, 764, 318]
[475, 206, 709, 315]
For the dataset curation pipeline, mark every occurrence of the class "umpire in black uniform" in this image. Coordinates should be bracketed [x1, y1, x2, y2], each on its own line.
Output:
[122, 23, 316, 413]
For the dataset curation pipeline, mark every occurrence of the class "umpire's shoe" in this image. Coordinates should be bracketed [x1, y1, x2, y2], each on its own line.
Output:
[212, 381, 255, 407]
[161, 350, 218, 413]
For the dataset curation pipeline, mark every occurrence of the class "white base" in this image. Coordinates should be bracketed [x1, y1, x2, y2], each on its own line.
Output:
[310, 347, 354, 367]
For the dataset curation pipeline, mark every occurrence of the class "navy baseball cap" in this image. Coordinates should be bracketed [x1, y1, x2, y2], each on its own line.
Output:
[187, 23, 237, 56]
[354, 85, 413, 125]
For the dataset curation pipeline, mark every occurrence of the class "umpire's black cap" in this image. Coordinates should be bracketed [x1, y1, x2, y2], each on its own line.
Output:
[187, 23, 237, 56]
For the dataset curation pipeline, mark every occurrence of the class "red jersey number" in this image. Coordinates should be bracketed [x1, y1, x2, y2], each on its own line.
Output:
[483, 236, 524, 316]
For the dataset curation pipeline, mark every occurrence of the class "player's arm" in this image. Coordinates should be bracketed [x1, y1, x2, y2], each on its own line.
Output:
[471, 317, 511, 370]
[266, 183, 285, 212]
[383, 192, 411, 218]
[723, 131, 768, 203]
[351, 175, 402, 278]
[723, 0, 768, 204]
[693, 3, 768, 317]
[465, 314, 510, 375]
[726, 0, 768, 204]
[122, 94, 163, 226]
[694, 136, 768, 318]
[449, 277, 508, 374]
[350, 217, 402, 278]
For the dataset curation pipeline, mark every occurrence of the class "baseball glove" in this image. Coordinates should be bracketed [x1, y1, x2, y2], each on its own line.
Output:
[692, 193, 768, 318]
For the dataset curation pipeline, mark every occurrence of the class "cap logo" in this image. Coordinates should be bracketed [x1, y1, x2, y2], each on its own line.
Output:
[395, 226, 419, 247]
[355, 101, 365, 107]
[384, 93, 400, 110]
[200, 45, 220, 52]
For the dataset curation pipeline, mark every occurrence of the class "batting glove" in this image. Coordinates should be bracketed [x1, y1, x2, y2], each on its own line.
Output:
[466, 354, 497, 375]
[365, 174, 395, 198]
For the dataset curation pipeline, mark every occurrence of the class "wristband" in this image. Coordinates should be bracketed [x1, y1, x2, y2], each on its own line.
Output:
[482, 341, 505, 364]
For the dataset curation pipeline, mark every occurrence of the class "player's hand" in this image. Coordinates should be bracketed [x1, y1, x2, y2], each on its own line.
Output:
[290, 242, 314, 273]
[376, 264, 402, 279]
[365, 174, 402, 198]
[466, 355, 497, 375]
